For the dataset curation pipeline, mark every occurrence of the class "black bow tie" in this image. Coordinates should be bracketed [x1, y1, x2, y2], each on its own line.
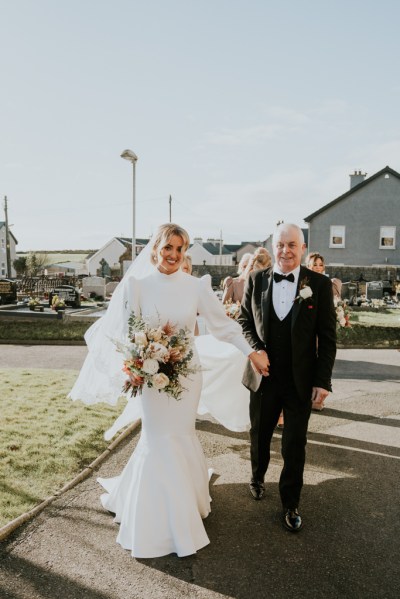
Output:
[273, 272, 295, 283]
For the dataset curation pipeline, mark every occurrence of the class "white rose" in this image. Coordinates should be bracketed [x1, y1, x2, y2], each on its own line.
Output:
[299, 286, 313, 300]
[339, 317, 346, 327]
[152, 372, 169, 390]
[142, 358, 159, 375]
[134, 332, 148, 347]
[149, 342, 169, 361]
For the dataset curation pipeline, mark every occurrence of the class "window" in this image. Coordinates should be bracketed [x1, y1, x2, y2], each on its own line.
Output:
[1, 238, 5, 249]
[380, 226, 396, 249]
[329, 226, 345, 248]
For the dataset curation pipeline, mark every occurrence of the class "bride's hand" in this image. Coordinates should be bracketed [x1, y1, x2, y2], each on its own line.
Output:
[249, 350, 270, 377]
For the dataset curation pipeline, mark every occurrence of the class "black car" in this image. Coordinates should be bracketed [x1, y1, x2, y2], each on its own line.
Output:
[49, 284, 81, 308]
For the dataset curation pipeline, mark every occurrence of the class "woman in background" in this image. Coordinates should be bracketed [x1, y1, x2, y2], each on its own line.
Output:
[306, 252, 342, 300]
[222, 252, 253, 304]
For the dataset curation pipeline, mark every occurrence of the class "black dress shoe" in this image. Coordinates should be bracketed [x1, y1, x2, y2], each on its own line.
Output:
[283, 508, 303, 532]
[249, 480, 265, 500]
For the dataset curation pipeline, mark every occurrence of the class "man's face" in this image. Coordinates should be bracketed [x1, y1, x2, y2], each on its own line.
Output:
[273, 227, 306, 273]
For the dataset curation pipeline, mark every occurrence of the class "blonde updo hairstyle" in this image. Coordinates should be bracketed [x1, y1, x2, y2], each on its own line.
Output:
[150, 223, 190, 265]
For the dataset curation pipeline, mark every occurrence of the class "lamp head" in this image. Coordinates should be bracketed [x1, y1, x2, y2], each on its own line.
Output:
[120, 149, 138, 162]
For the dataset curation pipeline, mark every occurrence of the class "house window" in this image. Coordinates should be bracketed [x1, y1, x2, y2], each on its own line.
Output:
[1, 239, 5, 249]
[380, 226, 396, 249]
[329, 226, 345, 248]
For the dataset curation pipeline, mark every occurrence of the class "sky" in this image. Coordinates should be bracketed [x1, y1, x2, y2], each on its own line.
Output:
[1, 0, 400, 252]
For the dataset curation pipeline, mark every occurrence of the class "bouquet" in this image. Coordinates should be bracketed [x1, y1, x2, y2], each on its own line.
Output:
[113, 312, 199, 400]
[28, 297, 40, 308]
[224, 299, 241, 320]
[51, 295, 66, 310]
[334, 298, 351, 328]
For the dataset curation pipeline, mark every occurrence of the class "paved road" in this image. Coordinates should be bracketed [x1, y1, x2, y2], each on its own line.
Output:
[1, 347, 400, 599]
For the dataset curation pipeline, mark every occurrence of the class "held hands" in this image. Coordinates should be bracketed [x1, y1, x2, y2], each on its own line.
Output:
[249, 350, 270, 377]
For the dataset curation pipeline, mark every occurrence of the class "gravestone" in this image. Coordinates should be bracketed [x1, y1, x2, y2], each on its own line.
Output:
[82, 276, 106, 299]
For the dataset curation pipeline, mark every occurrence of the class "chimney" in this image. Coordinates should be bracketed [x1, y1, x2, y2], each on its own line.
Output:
[193, 237, 203, 245]
[350, 170, 367, 189]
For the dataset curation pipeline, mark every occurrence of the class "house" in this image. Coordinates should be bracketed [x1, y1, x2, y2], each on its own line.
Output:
[0, 221, 18, 278]
[304, 166, 400, 266]
[86, 237, 149, 276]
[224, 242, 265, 265]
[188, 238, 234, 266]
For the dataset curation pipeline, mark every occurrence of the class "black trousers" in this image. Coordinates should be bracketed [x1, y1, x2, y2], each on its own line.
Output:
[249, 375, 312, 509]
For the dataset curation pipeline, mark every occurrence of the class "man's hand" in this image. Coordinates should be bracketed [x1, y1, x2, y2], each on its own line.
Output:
[311, 386, 329, 409]
[249, 350, 270, 377]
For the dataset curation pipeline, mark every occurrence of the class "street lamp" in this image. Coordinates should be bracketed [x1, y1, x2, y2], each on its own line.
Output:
[120, 149, 138, 260]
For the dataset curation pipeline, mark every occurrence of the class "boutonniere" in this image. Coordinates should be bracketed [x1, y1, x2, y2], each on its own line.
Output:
[294, 277, 313, 304]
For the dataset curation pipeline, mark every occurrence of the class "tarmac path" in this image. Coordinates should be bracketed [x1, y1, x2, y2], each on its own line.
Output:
[0, 346, 400, 599]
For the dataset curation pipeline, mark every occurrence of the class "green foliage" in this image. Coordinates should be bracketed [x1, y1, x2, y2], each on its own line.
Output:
[0, 320, 92, 341]
[0, 368, 126, 527]
[12, 256, 28, 276]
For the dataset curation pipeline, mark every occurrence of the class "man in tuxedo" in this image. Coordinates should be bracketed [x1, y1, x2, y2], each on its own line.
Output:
[239, 223, 336, 532]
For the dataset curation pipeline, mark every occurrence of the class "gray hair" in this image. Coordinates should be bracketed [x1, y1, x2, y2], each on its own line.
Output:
[272, 223, 304, 246]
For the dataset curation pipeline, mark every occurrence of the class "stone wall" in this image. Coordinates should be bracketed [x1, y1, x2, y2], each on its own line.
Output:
[193, 264, 400, 288]
[324, 265, 400, 284]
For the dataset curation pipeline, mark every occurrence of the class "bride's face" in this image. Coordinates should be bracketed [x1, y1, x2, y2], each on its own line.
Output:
[157, 235, 185, 275]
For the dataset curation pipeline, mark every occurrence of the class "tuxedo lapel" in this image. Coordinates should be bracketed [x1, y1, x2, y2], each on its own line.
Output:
[291, 266, 308, 330]
[261, 270, 273, 341]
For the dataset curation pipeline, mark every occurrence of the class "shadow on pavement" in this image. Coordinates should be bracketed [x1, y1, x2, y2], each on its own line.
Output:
[333, 359, 400, 381]
[138, 422, 400, 599]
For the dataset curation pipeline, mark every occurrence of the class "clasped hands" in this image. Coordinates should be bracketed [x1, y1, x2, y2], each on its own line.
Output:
[249, 349, 270, 377]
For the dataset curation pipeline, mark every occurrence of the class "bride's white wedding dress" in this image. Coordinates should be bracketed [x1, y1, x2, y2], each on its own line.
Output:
[95, 269, 252, 558]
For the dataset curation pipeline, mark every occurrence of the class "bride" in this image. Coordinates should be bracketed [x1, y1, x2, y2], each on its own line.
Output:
[69, 223, 269, 558]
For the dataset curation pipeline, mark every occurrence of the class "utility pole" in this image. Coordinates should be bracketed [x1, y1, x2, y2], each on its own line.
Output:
[219, 230, 223, 266]
[4, 196, 12, 278]
[169, 195, 172, 222]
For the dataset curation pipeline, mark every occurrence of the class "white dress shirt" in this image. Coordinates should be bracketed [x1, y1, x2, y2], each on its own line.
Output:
[272, 265, 300, 320]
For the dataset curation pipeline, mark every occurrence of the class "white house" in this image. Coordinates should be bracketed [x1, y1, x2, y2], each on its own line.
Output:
[0, 221, 17, 278]
[86, 237, 149, 276]
[188, 238, 234, 266]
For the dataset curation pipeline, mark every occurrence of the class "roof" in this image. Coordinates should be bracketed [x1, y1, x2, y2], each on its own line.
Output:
[304, 165, 400, 222]
[47, 261, 87, 270]
[116, 237, 149, 248]
[190, 241, 233, 256]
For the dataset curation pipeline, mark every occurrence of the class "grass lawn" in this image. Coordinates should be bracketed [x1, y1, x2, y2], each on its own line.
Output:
[350, 308, 400, 327]
[0, 368, 126, 528]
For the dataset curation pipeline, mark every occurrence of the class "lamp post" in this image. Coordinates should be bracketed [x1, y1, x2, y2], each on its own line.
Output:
[120, 149, 138, 260]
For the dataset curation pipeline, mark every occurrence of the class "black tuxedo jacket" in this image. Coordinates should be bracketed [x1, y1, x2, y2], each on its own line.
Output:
[239, 266, 337, 401]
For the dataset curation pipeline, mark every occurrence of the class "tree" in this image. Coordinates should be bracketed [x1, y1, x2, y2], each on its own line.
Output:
[13, 256, 28, 276]
[26, 252, 48, 276]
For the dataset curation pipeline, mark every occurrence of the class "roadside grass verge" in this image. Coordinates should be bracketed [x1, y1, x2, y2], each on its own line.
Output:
[0, 368, 125, 528]
[338, 309, 400, 348]
[350, 308, 400, 327]
[0, 319, 92, 342]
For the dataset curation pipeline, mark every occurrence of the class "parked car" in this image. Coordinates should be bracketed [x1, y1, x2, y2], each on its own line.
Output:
[48, 284, 81, 308]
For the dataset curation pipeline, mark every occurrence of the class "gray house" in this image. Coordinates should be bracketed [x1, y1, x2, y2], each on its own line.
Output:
[304, 166, 400, 267]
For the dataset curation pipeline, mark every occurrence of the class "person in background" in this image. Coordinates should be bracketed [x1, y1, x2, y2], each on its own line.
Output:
[306, 252, 342, 300]
[222, 252, 253, 304]
[243, 248, 272, 278]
